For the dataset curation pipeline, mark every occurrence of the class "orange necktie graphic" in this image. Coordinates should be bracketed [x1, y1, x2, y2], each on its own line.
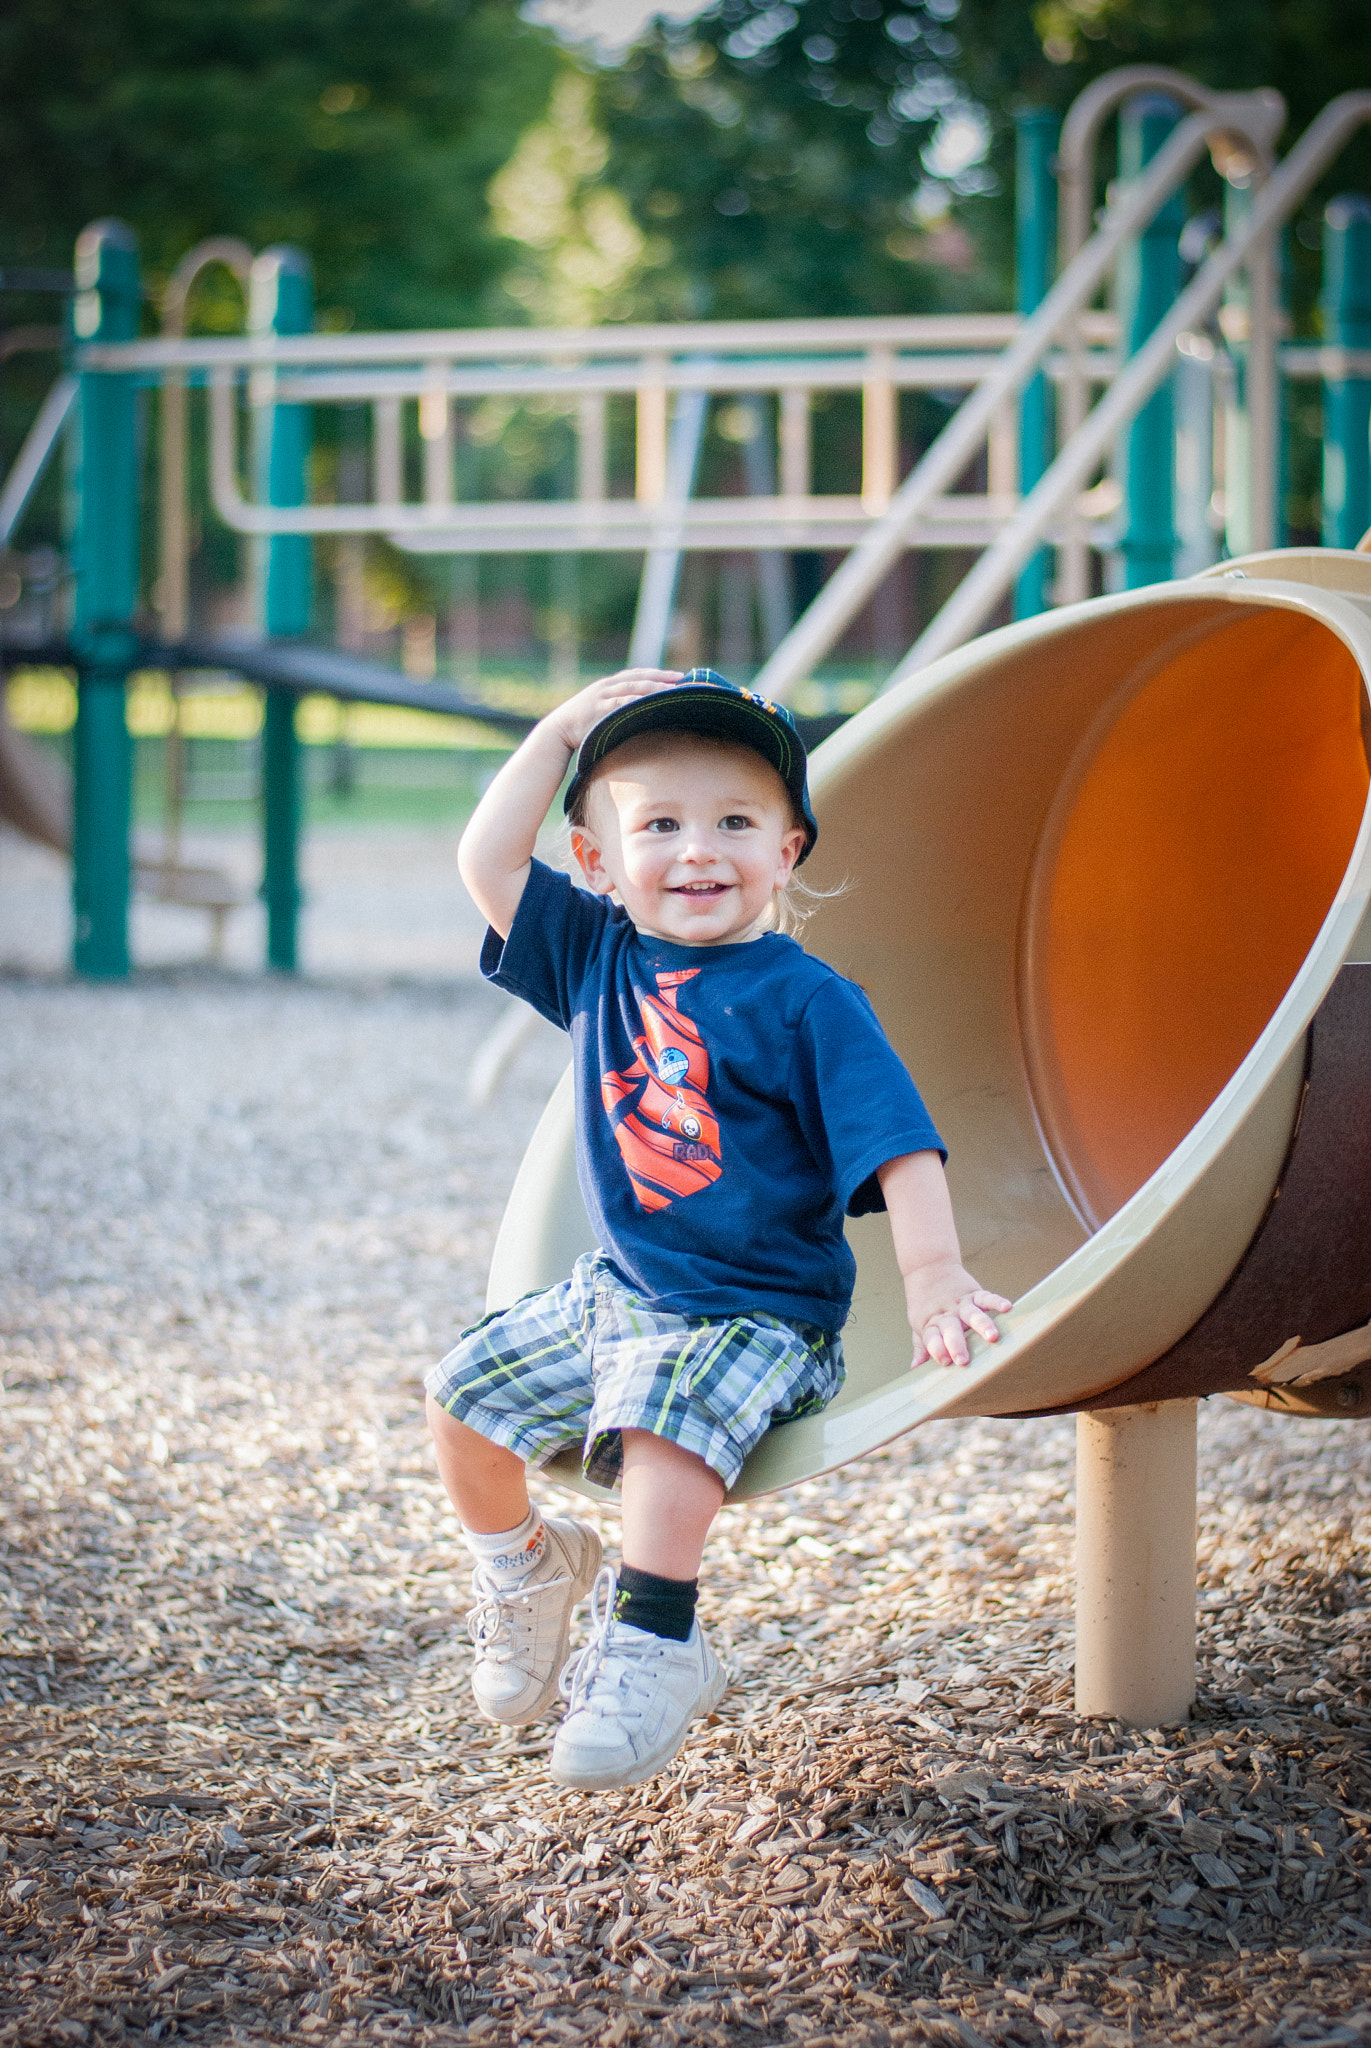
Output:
[601, 969, 722, 1211]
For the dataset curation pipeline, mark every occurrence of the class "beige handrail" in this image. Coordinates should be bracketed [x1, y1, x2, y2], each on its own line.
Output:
[889, 89, 1371, 681]
[749, 91, 1283, 704]
[1054, 73, 1285, 600]
[159, 237, 253, 642]
[158, 238, 252, 866]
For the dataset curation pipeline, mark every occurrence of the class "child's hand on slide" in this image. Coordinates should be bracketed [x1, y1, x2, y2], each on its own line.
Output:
[903, 1261, 1012, 1370]
[548, 668, 686, 753]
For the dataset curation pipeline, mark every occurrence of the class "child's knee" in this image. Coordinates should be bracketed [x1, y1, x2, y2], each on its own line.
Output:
[621, 1427, 702, 1463]
[620, 1428, 725, 1492]
[425, 1390, 458, 1442]
[426, 1394, 508, 1460]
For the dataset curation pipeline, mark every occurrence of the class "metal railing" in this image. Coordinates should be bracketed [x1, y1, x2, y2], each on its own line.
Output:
[8, 76, 1371, 714]
[1053, 72, 1286, 599]
[889, 88, 1371, 682]
[75, 311, 1117, 567]
[0, 374, 75, 548]
[750, 86, 1287, 700]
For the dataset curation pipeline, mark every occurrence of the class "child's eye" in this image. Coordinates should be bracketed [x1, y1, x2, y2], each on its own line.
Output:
[719, 814, 755, 831]
[644, 816, 678, 834]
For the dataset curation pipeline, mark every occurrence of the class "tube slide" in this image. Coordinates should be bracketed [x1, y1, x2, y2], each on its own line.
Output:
[487, 550, 1371, 1499]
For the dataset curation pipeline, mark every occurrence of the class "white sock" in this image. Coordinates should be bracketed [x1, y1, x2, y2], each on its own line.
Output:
[463, 1506, 546, 1588]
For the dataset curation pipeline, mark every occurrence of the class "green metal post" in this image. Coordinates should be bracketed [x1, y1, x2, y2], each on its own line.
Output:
[68, 219, 141, 979]
[1321, 196, 1371, 550]
[1014, 107, 1059, 620]
[1117, 95, 1183, 590]
[250, 247, 313, 973]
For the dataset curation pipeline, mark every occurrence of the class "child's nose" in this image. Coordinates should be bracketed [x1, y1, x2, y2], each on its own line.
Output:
[677, 828, 718, 861]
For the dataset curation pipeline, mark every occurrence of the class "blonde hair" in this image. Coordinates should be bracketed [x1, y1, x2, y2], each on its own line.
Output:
[761, 868, 849, 938]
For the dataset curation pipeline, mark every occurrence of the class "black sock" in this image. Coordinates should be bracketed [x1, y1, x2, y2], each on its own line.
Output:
[614, 1565, 698, 1642]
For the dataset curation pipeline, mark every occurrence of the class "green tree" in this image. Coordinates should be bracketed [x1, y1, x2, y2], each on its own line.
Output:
[1024, 0, 1371, 134]
[955, 0, 1371, 272]
[575, 0, 1371, 323]
[0, 0, 558, 329]
[590, 0, 1000, 322]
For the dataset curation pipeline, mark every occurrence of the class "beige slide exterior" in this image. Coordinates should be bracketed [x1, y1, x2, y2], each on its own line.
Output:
[488, 553, 1371, 1504]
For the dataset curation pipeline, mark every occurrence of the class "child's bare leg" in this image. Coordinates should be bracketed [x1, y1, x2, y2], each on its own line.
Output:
[619, 1429, 724, 1579]
[425, 1394, 602, 1724]
[550, 1429, 726, 1787]
[425, 1394, 529, 1532]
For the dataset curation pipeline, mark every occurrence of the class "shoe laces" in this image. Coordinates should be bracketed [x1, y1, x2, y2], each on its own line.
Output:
[559, 1565, 665, 1716]
[467, 1564, 569, 1663]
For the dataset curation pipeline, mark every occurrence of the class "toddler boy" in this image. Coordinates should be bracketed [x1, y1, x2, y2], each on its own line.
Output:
[426, 666, 1009, 1789]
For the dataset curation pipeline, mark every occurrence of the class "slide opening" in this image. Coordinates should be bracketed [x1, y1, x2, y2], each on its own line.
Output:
[1021, 608, 1370, 1229]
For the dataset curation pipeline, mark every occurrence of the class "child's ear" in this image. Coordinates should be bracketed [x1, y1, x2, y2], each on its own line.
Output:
[571, 827, 614, 895]
[775, 825, 807, 887]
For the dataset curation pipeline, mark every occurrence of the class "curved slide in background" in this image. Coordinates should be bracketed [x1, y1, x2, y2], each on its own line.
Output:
[490, 549, 1371, 1490]
[0, 701, 253, 955]
[0, 701, 69, 855]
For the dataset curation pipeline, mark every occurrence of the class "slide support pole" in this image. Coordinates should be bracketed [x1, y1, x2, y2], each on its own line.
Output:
[1074, 1401, 1197, 1727]
[250, 246, 313, 974]
[1013, 108, 1059, 620]
[1117, 96, 1182, 590]
[1321, 196, 1371, 549]
[68, 220, 141, 980]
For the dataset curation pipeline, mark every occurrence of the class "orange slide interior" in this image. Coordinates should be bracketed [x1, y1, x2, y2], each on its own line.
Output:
[1023, 608, 1369, 1228]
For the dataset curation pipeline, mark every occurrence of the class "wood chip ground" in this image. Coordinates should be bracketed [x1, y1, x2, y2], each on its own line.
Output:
[3, 830, 1370, 2045]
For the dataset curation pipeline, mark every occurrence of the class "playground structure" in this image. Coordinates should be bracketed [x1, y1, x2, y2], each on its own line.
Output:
[4, 68, 1371, 1730]
[3, 71, 1371, 975]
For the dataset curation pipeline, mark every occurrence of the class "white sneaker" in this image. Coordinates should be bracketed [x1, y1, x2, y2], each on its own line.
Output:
[549, 1567, 726, 1789]
[467, 1516, 602, 1725]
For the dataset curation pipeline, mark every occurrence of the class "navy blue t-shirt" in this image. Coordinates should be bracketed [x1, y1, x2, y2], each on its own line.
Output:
[481, 860, 945, 1332]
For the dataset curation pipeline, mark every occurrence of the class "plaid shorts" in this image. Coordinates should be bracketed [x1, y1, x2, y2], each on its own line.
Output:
[426, 1252, 844, 1491]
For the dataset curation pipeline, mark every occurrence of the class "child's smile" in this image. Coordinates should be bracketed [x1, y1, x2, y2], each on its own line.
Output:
[571, 734, 807, 946]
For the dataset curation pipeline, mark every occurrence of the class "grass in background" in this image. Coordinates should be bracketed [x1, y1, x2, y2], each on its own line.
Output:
[17, 729, 508, 835]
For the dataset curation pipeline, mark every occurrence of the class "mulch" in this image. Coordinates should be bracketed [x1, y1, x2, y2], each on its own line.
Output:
[2, 972, 1370, 2047]
[4, 1369, 1369, 2048]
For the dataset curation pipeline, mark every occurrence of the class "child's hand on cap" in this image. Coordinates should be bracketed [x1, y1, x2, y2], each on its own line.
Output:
[903, 1261, 1012, 1371]
[548, 668, 685, 753]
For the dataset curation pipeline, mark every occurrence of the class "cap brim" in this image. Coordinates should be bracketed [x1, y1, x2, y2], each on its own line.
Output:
[585, 685, 799, 774]
[564, 684, 816, 859]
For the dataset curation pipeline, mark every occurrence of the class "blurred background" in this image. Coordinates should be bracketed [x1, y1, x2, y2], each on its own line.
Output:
[2, 0, 1369, 971]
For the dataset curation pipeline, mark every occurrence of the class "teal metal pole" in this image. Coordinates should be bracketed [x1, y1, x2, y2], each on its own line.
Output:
[250, 247, 313, 973]
[1014, 107, 1059, 620]
[1321, 196, 1371, 549]
[1117, 95, 1183, 590]
[68, 219, 141, 979]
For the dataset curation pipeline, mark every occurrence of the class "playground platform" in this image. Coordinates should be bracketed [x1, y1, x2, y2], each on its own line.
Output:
[2, 858, 1369, 2047]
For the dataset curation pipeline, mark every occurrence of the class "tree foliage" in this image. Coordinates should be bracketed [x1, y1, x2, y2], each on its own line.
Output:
[576, 0, 1371, 324]
[490, 71, 655, 327]
[591, 0, 998, 322]
[0, 0, 558, 329]
[5, 0, 1365, 339]
[959, 0, 1371, 275]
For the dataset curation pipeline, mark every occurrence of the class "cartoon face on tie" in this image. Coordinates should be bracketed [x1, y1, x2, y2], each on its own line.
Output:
[600, 970, 722, 1211]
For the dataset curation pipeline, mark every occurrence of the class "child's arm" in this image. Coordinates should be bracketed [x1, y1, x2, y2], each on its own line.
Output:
[876, 1150, 1012, 1370]
[457, 667, 682, 937]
